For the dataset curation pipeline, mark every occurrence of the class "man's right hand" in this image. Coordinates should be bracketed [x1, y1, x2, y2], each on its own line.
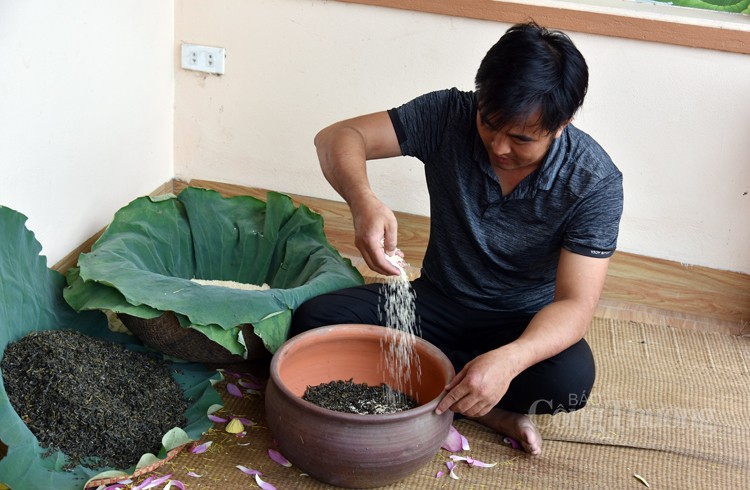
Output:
[314, 111, 404, 277]
[350, 194, 402, 276]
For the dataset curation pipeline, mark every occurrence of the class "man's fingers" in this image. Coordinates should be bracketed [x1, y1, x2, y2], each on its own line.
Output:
[444, 371, 464, 391]
[358, 237, 386, 273]
[360, 238, 404, 276]
[367, 250, 399, 275]
[461, 399, 492, 418]
[435, 378, 469, 415]
[382, 223, 398, 254]
[435, 391, 459, 415]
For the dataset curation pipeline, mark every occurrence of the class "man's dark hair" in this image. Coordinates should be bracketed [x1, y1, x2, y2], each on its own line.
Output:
[474, 22, 589, 134]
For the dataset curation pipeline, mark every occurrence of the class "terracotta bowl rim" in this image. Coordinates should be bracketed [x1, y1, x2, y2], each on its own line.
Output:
[269, 323, 455, 423]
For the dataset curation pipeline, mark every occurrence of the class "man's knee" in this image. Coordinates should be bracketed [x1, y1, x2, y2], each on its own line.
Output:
[289, 284, 382, 338]
[289, 297, 326, 337]
[501, 339, 595, 415]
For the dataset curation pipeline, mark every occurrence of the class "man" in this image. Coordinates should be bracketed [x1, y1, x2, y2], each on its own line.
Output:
[290, 22, 623, 455]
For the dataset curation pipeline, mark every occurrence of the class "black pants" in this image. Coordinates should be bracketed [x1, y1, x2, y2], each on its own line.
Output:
[290, 276, 595, 415]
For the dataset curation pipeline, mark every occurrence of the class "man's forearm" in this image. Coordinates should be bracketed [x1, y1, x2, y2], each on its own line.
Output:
[501, 250, 610, 375]
[502, 298, 595, 378]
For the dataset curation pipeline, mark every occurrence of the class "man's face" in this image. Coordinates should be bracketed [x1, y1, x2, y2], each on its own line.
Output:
[476, 110, 565, 172]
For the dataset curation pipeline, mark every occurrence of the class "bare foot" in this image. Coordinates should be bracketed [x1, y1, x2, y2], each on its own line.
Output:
[472, 408, 542, 455]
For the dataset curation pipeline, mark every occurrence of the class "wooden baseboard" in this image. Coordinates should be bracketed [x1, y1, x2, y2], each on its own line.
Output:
[57, 178, 750, 330]
[602, 252, 749, 328]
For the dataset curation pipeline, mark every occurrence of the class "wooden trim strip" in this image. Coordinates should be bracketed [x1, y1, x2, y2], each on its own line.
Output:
[336, 0, 750, 55]
[52, 229, 105, 274]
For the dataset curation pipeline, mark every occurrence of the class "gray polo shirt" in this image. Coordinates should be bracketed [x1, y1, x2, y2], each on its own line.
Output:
[388, 88, 623, 313]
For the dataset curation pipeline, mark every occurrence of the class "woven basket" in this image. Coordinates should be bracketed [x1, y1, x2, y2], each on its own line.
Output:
[119, 312, 269, 364]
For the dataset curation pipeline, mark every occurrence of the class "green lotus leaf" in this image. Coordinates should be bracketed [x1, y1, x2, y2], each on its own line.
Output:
[652, 0, 750, 13]
[63, 187, 363, 355]
[0, 205, 222, 490]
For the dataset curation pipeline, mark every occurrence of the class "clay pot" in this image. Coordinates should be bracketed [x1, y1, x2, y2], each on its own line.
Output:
[265, 324, 455, 488]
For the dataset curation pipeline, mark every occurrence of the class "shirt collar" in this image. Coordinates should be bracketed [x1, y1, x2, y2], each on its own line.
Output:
[534, 130, 567, 191]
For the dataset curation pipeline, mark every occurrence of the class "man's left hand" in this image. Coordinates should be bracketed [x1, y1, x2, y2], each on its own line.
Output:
[435, 349, 516, 417]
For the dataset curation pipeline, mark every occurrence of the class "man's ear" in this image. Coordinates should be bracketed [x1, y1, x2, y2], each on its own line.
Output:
[554, 119, 572, 138]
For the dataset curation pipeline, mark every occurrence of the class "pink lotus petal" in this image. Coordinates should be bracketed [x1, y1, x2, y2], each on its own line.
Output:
[268, 448, 292, 467]
[132, 476, 154, 490]
[165, 481, 185, 490]
[460, 434, 470, 451]
[435, 471, 444, 479]
[141, 474, 172, 489]
[503, 436, 522, 450]
[449, 454, 497, 468]
[255, 474, 277, 490]
[227, 382, 243, 398]
[187, 472, 202, 477]
[222, 370, 242, 378]
[468, 458, 497, 468]
[191, 441, 213, 454]
[235, 416, 255, 426]
[208, 414, 229, 423]
[235, 431, 247, 438]
[238, 442, 252, 446]
[236, 465, 262, 476]
[441, 425, 463, 452]
[238, 379, 263, 390]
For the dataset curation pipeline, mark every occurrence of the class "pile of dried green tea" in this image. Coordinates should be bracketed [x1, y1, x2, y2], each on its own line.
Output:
[304, 379, 417, 415]
[1, 329, 187, 470]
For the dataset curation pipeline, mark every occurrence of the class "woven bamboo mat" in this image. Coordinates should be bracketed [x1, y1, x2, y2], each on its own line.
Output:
[152, 317, 750, 489]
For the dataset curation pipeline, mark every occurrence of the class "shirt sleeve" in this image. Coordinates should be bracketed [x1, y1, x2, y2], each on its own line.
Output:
[387, 88, 473, 162]
[563, 170, 624, 258]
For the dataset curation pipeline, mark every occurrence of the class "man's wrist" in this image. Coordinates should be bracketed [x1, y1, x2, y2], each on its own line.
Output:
[496, 340, 536, 378]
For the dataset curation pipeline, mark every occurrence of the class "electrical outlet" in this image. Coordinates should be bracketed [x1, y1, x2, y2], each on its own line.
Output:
[181, 44, 225, 75]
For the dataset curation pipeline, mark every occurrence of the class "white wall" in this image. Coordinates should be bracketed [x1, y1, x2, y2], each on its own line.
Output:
[0, 1, 174, 266]
[173, 0, 750, 274]
[3, 0, 747, 275]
